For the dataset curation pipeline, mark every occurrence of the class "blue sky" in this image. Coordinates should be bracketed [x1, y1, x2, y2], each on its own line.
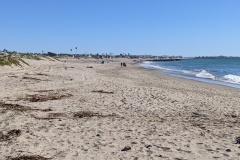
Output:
[1, 0, 240, 56]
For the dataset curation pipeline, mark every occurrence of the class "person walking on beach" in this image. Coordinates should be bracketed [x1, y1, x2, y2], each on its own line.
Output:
[121, 63, 123, 67]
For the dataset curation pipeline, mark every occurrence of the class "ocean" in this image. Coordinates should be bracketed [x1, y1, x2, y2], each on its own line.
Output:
[140, 58, 240, 88]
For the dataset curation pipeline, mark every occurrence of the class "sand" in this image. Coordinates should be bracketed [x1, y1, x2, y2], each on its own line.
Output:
[1, 58, 240, 160]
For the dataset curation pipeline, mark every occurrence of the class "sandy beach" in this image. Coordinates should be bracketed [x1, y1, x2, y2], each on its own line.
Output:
[1, 58, 240, 160]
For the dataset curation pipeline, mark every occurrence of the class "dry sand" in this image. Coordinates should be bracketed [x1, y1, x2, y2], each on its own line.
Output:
[0, 58, 240, 160]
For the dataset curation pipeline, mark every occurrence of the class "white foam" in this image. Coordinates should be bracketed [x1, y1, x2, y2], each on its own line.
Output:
[223, 74, 240, 84]
[196, 70, 215, 79]
[182, 70, 196, 75]
[151, 65, 170, 70]
[140, 63, 171, 70]
[142, 61, 153, 64]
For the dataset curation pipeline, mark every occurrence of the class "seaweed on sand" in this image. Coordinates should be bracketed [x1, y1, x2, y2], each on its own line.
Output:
[73, 111, 117, 118]
[32, 111, 118, 120]
[73, 111, 97, 118]
[0, 129, 21, 142]
[19, 93, 73, 102]
[0, 102, 52, 112]
[8, 155, 52, 160]
[32, 112, 67, 120]
[92, 90, 114, 94]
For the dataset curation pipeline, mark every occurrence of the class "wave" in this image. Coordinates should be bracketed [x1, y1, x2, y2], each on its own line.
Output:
[182, 70, 196, 76]
[140, 63, 172, 70]
[140, 62, 240, 87]
[223, 74, 240, 84]
[195, 70, 215, 79]
[142, 61, 153, 64]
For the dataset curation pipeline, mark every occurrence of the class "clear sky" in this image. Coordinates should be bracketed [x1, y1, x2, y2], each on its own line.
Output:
[1, 0, 240, 57]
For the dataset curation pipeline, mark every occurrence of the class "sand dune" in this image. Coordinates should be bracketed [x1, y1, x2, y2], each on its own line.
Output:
[1, 58, 240, 160]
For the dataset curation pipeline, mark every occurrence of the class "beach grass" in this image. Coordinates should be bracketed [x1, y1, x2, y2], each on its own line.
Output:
[21, 54, 43, 60]
[20, 53, 59, 61]
[0, 53, 57, 67]
[0, 55, 29, 67]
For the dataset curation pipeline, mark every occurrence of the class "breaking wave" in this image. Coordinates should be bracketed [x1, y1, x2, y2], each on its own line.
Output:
[223, 74, 240, 84]
[140, 61, 240, 87]
[196, 70, 215, 79]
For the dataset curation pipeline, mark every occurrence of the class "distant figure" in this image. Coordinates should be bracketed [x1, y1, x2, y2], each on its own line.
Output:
[123, 62, 126, 67]
[121, 63, 123, 67]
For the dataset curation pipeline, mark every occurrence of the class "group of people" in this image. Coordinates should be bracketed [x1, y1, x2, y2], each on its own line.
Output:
[121, 62, 127, 67]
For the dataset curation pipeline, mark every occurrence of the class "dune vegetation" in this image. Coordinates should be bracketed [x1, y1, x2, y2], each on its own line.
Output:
[0, 52, 59, 67]
[0, 55, 29, 67]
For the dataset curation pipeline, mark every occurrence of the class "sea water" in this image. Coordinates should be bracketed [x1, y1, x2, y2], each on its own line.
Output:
[140, 58, 240, 88]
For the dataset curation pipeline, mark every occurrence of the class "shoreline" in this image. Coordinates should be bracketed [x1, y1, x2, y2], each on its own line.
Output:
[1, 58, 240, 159]
[137, 62, 238, 92]
[139, 60, 240, 90]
